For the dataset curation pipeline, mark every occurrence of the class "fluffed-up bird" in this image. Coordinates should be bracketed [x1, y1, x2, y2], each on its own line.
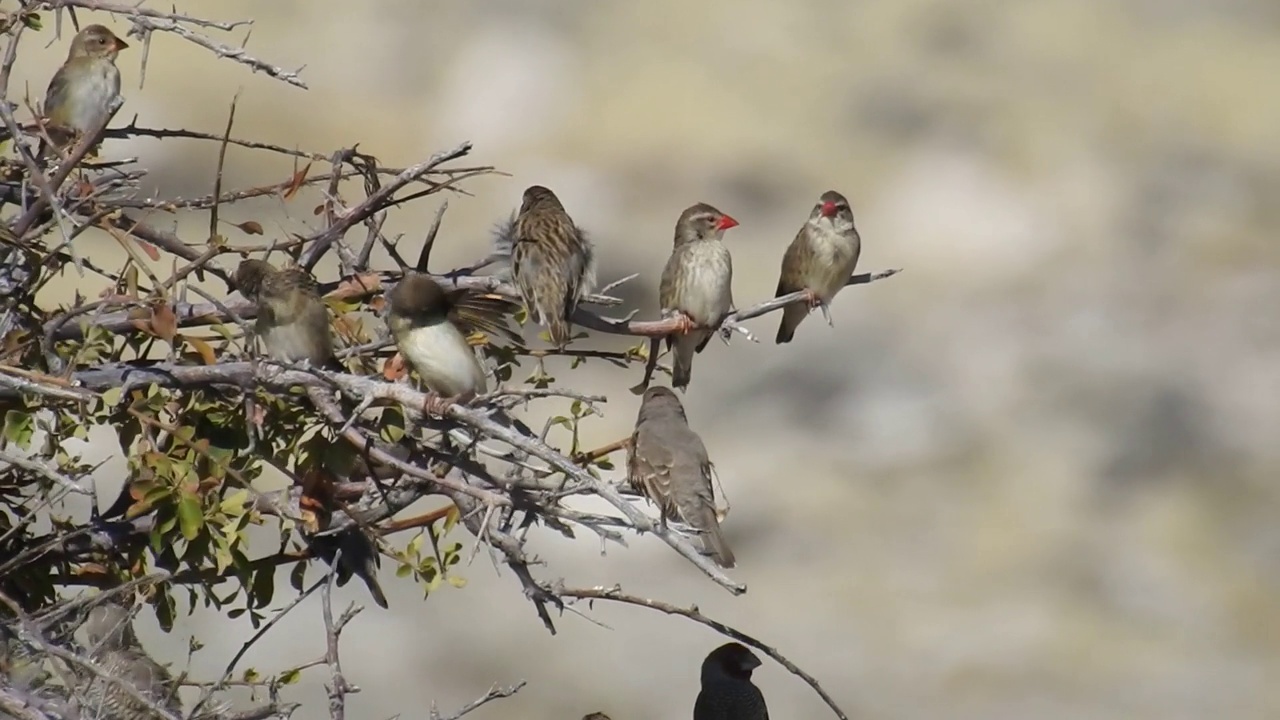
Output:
[233, 258, 342, 370]
[659, 203, 738, 391]
[77, 602, 182, 720]
[385, 270, 522, 412]
[627, 386, 734, 568]
[773, 190, 861, 344]
[693, 642, 768, 720]
[40, 24, 129, 157]
[497, 185, 595, 347]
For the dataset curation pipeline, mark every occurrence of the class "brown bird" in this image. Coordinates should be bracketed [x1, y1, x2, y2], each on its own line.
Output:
[77, 603, 182, 720]
[233, 259, 341, 370]
[659, 203, 738, 391]
[40, 25, 129, 157]
[498, 185, 595, 347]
[386, 271, 521, 413]
[773, 190, 861, 344]
[627, 386, 734, 568]
[693, 643, 768, 720]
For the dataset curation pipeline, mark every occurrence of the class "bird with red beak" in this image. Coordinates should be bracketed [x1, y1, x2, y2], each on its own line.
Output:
[772, 190, 861, 343]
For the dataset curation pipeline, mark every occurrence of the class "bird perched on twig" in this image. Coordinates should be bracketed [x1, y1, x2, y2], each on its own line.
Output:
[693, 642, 768, 720]
[627, 386, 734, 568]
[773, 190, 861, 344]
[496, 185, 595, 347]
[659, 203, 739, 391]
[233, 258, 342, 371]
[76, 602, 182, 720]
[40, 24, 129, 159]
[385, 271, 522, 415]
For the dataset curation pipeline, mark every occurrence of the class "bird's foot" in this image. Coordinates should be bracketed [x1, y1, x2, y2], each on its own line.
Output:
[669, 311, 697, 335]
[819, 302, 833, 327]
[423, 392, 457, 418]
[802, 288, 823, 309]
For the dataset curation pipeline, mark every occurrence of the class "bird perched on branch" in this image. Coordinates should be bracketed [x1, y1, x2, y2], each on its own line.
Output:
[299, 465, 389, 609]
[40, 24, 129, 158]
[233, 259, 342, 370]
[496, 185, 595, 347]
[659, 203, 739, 390]
[76, 602, 182, 720]
[773, 190, 861, 344]
[627, 386, 734, 568]
[693, 642, 768, 720]
[386, 271, 522, 413]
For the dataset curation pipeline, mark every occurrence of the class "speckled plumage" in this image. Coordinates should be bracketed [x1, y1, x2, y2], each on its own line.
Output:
[774, 190, 861, 344]
[501, 185, 595, 347]
[693, 643, 768, 720]
[78, 604, 181, 720]
[658, 203, 738, 390]
[41, 25, 127, 156]
[627, 386, 734, 568]
[386, 271, 521, 397]
[234, 259, 339, 369]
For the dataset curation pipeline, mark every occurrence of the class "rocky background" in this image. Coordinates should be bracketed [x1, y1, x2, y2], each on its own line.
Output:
[13, 0, 1280, 718]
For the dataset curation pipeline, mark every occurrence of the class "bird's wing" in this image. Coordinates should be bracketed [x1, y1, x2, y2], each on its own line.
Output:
[629, 426, 678, 514]
[446, 288, 523, 345]
[774, 224, 811, 297]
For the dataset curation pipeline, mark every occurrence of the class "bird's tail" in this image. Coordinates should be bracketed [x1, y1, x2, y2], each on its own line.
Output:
[775, 304, 806, 344]
[671, 332, 702, 390]
[698, 516, 736, 569]
[546, 314, 572, 347]
[312, 526, 389, 609]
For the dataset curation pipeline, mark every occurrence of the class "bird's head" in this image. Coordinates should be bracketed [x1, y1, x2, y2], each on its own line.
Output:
[387, 272, 449, 322]
[702, 642, 763, 682]
[674, 203, 738, 246]
[638, 385, 687, 422]
[518, 184, 565, 216]
[69, 25, 129, 61]
[809, 190, 854, 229]
[81, 602, 138, 650]
[232, 259, 275, 302]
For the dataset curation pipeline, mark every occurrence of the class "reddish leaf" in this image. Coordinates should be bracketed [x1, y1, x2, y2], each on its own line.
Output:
[384, 352, 407, 381]
[185, 336, 218, 365]
[281, 162, 311, 200]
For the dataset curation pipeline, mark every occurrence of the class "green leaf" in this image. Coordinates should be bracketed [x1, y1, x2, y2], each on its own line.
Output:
[3, 410, 34, 448]
[21, 12, 43, 31]
[177, 492, 204, 541]
[251, 567, 275, 608]
[220, 488, 251, 515]
[279, 669, 301, 685]
[447, 576, 467, 589]
[101, 386, 123, 408]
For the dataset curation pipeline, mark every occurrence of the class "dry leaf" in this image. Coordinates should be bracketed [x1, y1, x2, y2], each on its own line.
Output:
[332, 272, 383, 298]
[150, 302, 178, 342]
[281, 162, 311, 200]
[134, 238, 161, 261]
[185, 336, 218, 365]
[384, 352, 407, 381]
[236, 221, 264, 235]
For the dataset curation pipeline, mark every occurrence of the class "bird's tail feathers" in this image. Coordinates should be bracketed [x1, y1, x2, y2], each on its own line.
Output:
[775, 304, 806, 344]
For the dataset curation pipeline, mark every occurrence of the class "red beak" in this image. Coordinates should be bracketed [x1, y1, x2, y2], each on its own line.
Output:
[716, 214, 739, 231]
[820, 201, 837, 217]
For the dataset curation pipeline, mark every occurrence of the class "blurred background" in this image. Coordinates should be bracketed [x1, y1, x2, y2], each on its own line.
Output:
[11, 0, 1280, 718]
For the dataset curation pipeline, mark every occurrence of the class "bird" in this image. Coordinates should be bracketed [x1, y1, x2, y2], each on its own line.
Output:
[658, 203, 739, 390]
[772, 190, 861, 344]
[40, 24, 129, 158]
[582, 714, 612, 720]
[385, 271, 522, 413]
[693, 642, 768, 720]
[308, 524, 390, 609]
[233, 259, 342, 370]
[627, 385, 734, 568]
[77, 602, 182, 720]
[498, 185, 595, 347]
